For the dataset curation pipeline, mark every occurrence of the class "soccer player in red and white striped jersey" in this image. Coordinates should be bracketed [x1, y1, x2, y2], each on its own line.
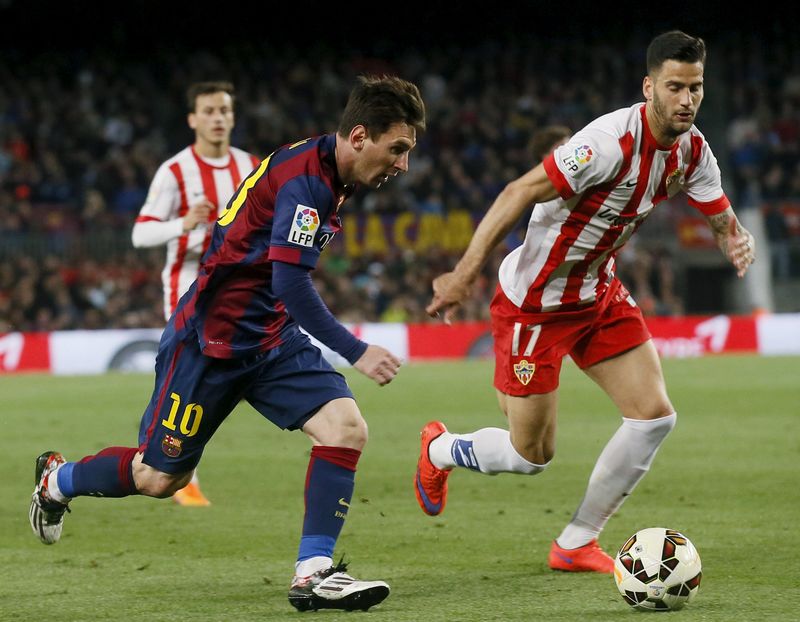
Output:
[132, 82, 259, 506]
[133, 82, 260, 320]
[416, 31, 756, 573]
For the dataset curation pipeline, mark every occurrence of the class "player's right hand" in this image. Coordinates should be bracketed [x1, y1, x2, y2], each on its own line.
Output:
[353, 344, 402, 386]
[725, 217, 755, 278]
[182, 198, 214, 232]
[426, 271, 472, 325]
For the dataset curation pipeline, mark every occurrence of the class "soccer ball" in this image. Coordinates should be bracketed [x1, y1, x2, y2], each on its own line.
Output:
[613, 527, 702, 611]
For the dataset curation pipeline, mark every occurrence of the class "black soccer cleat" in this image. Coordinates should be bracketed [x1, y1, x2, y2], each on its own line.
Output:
[288, 559, 390, 612]
[29, 451, 70, 545]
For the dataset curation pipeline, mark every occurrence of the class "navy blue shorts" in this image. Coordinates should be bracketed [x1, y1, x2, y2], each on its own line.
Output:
[137, 329, 354, 474]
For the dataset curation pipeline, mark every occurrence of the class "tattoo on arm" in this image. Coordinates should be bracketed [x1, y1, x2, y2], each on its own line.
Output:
[707, 210, 736, 255]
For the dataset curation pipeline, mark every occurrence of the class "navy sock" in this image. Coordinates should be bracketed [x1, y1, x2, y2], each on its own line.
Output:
[58, 447, 139, 498]
[297, 446, 360, 563]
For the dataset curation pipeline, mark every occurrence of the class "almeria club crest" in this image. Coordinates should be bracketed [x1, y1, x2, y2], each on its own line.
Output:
[513, 360, 536, 385]
[666, 167, 684, 188]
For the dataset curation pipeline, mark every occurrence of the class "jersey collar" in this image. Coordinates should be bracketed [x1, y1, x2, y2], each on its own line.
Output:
[320, 133, 354, 206]
[191, 144, 232, 169]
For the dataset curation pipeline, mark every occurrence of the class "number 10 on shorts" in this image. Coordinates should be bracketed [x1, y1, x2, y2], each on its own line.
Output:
[511, 323, 541, 357]
[161, 392, 204, 437]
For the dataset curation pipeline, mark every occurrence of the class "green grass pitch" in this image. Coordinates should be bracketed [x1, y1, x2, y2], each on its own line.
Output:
[1, 355, 798, 621]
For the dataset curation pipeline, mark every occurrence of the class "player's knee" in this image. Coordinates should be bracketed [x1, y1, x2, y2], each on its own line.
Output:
[652, 411, 677, 434]
[514, 452, 550, 475]
[624, 411, 677, 448]
[528, 448, 555, 466]
[634, 404, 677, 423]
[512, 438, 555, 466]
[622, 396, 675, 421]
[134, 465, 192, 498]
[330, 413, 368, 450]
[348, 416, 369, 449]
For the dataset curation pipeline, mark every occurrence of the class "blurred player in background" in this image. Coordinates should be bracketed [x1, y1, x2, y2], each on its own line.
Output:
[31, 74, 426, 612]
[508, 124, 573, 245]
[417, 31, 755, 573]
[529, 124, 572, 164]
[131, 81, 260, 506]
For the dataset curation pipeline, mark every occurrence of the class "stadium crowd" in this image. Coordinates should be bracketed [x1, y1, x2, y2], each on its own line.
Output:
[1, 23, 798, 333]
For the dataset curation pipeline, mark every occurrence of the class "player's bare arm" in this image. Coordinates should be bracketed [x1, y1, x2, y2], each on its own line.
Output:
[427, 163, 559, 323]
[706, 206, 755, 278]
[182, 197, 214, 232]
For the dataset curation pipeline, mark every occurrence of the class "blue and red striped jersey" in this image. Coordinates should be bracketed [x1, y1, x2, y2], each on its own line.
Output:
[173, 133, 352, 358]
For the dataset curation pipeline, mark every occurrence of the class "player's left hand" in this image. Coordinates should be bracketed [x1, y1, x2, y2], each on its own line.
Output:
[183, 197, 215, 232]
[726, 218, 756, 278]
[353, 345, 402, 386]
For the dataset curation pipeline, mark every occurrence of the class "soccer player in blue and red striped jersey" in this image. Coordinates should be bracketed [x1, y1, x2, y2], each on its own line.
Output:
[29, 75, 425, 613]
[132, 80, 261, 507]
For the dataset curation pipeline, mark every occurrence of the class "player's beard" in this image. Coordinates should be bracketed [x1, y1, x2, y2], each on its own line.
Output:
[652, 92, 692, 141]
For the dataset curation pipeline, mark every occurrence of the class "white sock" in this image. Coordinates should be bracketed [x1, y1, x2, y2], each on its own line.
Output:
[557, 413, 677, 549]
[46, 465, 70, 504]
[190, 471, 200, 485]
[295, 556, 332, 578]
[430, 427, 548, 475]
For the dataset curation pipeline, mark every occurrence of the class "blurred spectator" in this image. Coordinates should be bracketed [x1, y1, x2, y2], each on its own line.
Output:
[763, 203, 792, 280]
[1, 24, 798, 331]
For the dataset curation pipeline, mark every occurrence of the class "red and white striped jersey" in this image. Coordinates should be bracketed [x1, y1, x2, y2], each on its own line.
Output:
[132, 145, 259, 320]
[498, 103, 730, 313]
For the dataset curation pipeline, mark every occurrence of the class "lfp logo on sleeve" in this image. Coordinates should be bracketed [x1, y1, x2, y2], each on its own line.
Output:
[562, 144, 594, 173]
[289, 204, 320, 247]
[574, 145, 593, 164]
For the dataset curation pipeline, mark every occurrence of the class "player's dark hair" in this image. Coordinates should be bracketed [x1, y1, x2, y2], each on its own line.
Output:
[530, 125, 572, 163]
[338, 75, 426, 139]
[187, 81, 235, 112]
[647, 31, 706, 74]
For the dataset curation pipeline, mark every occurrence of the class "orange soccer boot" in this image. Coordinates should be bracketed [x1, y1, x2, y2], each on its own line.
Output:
[548, 538, 615, 574]
[414, 421, 451, 516]
[172, 480, 211, 507]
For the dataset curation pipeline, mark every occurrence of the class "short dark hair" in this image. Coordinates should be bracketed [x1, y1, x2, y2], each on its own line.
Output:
[646, 30, 706, 74]
[530, 125, 572, 163]
[186, 81, 235, 113]
[337, 75, 426, 139]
